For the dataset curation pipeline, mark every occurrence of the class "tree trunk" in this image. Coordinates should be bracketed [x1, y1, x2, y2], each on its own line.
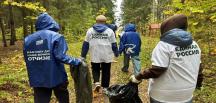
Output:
[43, 0, 49, 10]
[30, 0, 35, 33]
[0, 4, 7, 47]
[57, 0, 63, 34]
[0, 57, 2, 64]
[9, 4, 16, 45]
[181, 0, 185, 4]
[0, 17, 7, 47]
[30, 17, 34, 33]
[22, 8, 28, 38]
[96, 0, 100, 11]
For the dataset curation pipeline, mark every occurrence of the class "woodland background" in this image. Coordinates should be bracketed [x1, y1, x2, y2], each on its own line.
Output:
[0, 0, 215, 102]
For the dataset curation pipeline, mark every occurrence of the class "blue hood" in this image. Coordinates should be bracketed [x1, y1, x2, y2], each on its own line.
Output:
[124, 23, 136, 32]
[160, 29, 193, 47]
[35, 13, 60, 32]
[93, 24, 108, 33]
[107, 24, 117, 31]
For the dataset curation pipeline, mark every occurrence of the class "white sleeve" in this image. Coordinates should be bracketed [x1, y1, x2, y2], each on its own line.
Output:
[109, 30, 117, 43]
[151, 42, 170, 68]
[85, 29, 92, 42]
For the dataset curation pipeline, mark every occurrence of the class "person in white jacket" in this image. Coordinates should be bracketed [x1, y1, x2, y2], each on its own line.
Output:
[81, 15, 118, 92]
[130, 14, 203, 103]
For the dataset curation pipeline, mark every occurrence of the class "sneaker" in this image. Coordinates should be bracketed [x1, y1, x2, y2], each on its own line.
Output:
[94, 82, 101, 92]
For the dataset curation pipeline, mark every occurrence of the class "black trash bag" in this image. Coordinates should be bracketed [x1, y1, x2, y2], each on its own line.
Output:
[70, 61, 93, 103]
[105, 82, 142, 103]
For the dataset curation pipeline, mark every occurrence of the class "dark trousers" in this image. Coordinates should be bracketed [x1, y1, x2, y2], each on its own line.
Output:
[122, 54, 130, 71]
[91, 62, 111, 88]
[33, 81, 69, 103]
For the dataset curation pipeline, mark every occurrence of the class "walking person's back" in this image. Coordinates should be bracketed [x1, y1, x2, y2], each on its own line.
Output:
[119, 23, 141, 75]
[130, 14, 203, 103]
[81, 15, 118, 93]
[23, 13, 81, 103]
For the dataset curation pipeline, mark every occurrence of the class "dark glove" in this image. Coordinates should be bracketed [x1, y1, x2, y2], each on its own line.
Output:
[118, 51, 122, 56]
[196, 64, 204, 90]
[196, 78, 203, 90]
[73, 58, 82, 67]
[114, 52, 119, 57]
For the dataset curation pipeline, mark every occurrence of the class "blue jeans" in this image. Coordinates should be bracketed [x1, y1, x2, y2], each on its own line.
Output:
[122, 54, 141, 75]
[150, 97, 193, 103]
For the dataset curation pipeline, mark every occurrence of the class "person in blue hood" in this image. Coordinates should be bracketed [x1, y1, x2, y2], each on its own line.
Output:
[23, 12, 81, 103]
[106, 23, 117, 37]
[130, 14, 203, 103]
[119, 23, 141, 75]
[81, 15, 118, 92]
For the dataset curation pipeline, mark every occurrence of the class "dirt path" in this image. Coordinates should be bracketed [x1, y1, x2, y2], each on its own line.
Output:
[90, 36, 158, 103]
[92, 59, 149, 103]
[69, 36, 158, 103]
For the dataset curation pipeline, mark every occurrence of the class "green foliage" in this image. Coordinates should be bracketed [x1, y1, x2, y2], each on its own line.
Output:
[15, 27, 24, 39]
[122, 0, 152, 24]
[0, 0, 114, 42]
[0, 0, 215, 102]
[45, 0, 114, 37]
[97, 7, 108, 15]
[163, 0, 216, 25]
[1, 0, 46, 12]
[121, 0, 153, 35]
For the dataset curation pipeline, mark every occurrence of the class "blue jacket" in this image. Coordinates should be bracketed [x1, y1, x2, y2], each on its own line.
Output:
[23, 13, 80, 88]
[160, 28, 193, 47]
[119, 23, 141, 56]
[107, 24, 117, 37]
[106, 24, 117, 32]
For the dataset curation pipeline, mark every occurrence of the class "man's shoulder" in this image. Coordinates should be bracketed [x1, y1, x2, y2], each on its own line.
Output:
[158, 41, 176, 47]
[159, 40, 200, 48]
[106, 27, 113, 32]
[125, 32, 139, 37]
[87, 27, 94, 31]
[24, 32, 38, 42]
[86, 27, 94, 33]
[43, 30, 61, 36]
[192, 41, 199, 45]
[154, 41, 176, 52]
[25, 30, 62, 42]
[104, 28, 115, 36]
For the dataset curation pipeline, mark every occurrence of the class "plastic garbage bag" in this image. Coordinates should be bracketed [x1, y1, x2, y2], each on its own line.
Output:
[70, 61, 93, 103]
[104, 82, 142, 103]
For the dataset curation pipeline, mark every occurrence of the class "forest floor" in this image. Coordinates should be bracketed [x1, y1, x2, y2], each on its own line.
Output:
[0, 36, 215, 103]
